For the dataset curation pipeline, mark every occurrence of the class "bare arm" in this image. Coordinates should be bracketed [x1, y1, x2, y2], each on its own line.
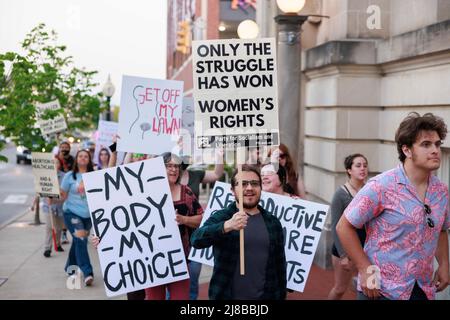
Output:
[176, 213, 203, 229]
[59, 190, 68, 202]
[336, 215, 380, 299]
[202, 164, 224, 183]
[108, 151, 117, 167]
[433, 230, 450, 292]
[296, 176, 307, 199]
[202, 149, 224, 183]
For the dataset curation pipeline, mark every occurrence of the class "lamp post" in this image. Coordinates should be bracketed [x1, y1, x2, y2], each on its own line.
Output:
[274, 0, 308, 175]
[102, 74, 115, 121]
[237, 19, 259, 39]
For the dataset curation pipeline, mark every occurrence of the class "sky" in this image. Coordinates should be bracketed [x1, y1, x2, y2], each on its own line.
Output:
[0, 0, 167, 105]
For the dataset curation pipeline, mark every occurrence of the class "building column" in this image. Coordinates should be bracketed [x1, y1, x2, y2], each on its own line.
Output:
[275, 15, 307, 171]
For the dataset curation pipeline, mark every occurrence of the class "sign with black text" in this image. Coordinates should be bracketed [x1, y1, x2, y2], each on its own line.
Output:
[188, 182, 328, 292]
[35, 100, 67, 136]
[117, 75, 183, 155]
[82, 157, 189, 297]
[31, 152, 60, 198]
[192, 38, 279, 149]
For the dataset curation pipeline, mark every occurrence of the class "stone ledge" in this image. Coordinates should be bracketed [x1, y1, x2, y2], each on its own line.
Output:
[304, 40, 377, 70]
[377, 19, 450, 63]
[303, 20, 450, 70]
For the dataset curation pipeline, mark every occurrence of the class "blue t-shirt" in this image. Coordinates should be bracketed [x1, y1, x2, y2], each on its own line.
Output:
[60, 171, 90, 218]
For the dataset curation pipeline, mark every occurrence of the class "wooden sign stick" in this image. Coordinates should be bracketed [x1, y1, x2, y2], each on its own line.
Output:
[237, 147, 245, 275]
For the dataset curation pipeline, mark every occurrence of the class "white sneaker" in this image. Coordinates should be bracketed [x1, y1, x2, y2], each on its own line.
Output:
[84, 275, 94, 286]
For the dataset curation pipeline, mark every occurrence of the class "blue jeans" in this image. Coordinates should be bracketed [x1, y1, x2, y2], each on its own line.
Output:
[189, 261, 202, 300]
[63, 211, 93, 277]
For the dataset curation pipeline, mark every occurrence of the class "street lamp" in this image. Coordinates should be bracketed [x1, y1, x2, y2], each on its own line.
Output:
[237, 19, 259, 39]
[274, 0, 329, 176]
[276, 0, 306, 14]
[102, 74, 115, 121]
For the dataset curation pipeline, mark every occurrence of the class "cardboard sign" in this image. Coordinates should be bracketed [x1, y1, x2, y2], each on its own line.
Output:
[117, 75, 183, 155]
[188, 182, 329, 293]
[31, 152, 60, 198]
[94, 120, 118, 165]
[35, 100, 67, 136]
[82, 157, 189, 297]
[192, 38, 279, 149]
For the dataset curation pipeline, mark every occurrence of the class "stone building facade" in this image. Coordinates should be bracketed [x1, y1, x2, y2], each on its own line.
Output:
[257, 0, 450, 273]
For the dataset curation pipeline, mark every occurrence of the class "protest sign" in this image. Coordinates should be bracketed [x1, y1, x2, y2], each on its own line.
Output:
[117, 75, 183, 155]
[31, 152, 60, 198]
[192, 38, 279, 150]
[35, 100, 67, 136]
[188, 181, 329, 292]
[94, 120, 118, 165]
[82, 157, 189, 297]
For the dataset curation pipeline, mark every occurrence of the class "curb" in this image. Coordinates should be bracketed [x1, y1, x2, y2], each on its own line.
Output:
[0, 209, 34, 231]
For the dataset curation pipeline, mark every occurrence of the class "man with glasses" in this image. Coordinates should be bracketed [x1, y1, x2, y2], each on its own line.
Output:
[191, 165, 286, 300]
[337, 112, 450, 300]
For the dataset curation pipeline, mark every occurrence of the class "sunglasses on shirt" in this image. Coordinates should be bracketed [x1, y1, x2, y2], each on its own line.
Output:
[424, 204, 434, 228]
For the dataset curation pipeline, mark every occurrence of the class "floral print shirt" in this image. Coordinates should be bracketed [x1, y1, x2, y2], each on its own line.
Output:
[344, 164, 450, 300]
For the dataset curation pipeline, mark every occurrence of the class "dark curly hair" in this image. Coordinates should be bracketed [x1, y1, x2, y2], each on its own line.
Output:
[395, 112, 447, 163]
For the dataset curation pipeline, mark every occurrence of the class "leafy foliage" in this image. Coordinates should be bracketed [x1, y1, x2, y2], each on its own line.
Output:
[0, 23, 104, 162]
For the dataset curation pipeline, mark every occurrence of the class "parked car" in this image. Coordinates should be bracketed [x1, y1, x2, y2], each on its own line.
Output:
[16, 145, 32, 164]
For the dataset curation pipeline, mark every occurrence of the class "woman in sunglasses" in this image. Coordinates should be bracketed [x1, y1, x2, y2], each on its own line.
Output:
[268, 143, 306, 199]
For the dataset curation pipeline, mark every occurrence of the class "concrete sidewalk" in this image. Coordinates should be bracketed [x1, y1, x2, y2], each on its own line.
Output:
[0, 207, 351, 300]
[0, 208, 214, 300]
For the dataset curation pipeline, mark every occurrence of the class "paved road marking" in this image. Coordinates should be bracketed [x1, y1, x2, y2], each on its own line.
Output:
[3, 195, 28, 204]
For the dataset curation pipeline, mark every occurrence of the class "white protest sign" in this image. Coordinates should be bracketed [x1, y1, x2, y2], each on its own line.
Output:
[117, 75, 183, 155]
[178, 96, 214, 164]
[94, 120, 118, 165]
[35, 100, 67, 136]
[82, 157, 189, 297]
[31, 152, 60, 198]
[189, 181, 329, 293]
[192, 38, 279, 150]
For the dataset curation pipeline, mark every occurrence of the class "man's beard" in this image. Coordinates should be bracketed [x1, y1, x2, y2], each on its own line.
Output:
[62, 150, 69, 156]
[242, 197, 260, 209]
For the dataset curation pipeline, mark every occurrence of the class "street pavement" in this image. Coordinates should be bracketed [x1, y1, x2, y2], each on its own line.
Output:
[0, 206, 354, 300]
[0, 144, 35, 229]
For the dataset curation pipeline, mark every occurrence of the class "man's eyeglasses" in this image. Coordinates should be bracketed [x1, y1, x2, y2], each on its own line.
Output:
[165, 163, 180, 170]
[424, 204, 434, 228]
[234, 180, 261, 188]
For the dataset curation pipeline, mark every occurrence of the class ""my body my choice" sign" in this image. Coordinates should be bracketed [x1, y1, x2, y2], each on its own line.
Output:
[83, 157, 189, 297]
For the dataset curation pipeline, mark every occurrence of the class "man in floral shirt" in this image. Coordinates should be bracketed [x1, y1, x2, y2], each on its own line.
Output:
[337, 112, 450, 300]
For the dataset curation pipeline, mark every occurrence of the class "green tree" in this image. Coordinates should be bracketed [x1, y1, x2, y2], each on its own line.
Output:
[0, 23, 104, 162]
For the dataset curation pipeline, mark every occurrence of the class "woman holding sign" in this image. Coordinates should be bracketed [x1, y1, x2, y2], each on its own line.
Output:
[328, 154, 368, 300]
[145, 152, 204, 300]
[60, 150, 95, 287]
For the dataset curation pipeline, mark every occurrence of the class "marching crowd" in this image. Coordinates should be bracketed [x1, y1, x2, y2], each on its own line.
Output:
[35, 112, 450, 300]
